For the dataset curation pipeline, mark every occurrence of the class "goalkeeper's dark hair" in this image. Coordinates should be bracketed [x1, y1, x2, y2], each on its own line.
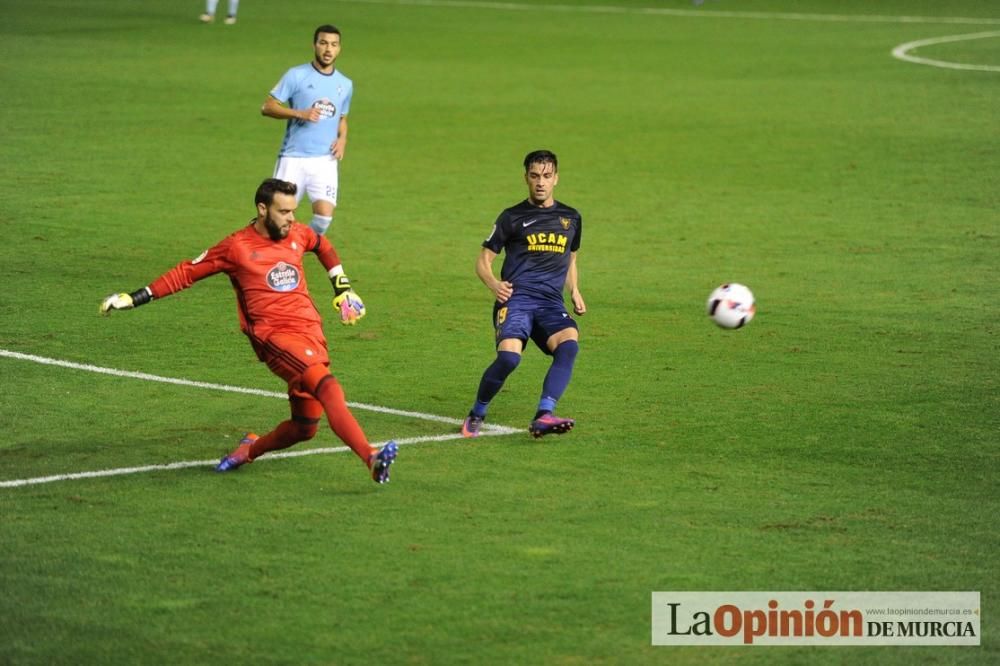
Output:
[255, 178, 298, 207]
[523, 150, 558, 172]
[314, 24, 341, 43]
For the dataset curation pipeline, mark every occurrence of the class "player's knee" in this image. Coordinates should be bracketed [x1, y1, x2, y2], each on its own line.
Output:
[293, 421, 319, 442]
[300, 364, 332, 395]
[554, 339, 579, 362]
[495, 350, 521, 374]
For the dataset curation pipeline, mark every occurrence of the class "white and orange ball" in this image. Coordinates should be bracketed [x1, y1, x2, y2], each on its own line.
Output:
[707, 283, 756, 329]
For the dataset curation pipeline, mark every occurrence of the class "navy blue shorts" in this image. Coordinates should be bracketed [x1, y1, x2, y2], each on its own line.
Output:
[493, 298, 577, 355]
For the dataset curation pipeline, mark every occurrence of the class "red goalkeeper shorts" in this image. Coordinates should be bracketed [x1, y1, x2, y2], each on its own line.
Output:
[249, 331, 330, 385]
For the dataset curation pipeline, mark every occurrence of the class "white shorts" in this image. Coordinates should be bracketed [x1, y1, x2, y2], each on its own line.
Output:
[273, 155, 339, 206]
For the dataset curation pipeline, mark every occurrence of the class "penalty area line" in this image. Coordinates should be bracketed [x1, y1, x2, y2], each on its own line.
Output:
[0, 348, 518, 434]
[0, 431, 510, 489]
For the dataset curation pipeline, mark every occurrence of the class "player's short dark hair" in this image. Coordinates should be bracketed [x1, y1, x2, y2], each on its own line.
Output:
[524, 150, 558, 172]
[255, 178, 297, 207]
[314, 24, 341, 43]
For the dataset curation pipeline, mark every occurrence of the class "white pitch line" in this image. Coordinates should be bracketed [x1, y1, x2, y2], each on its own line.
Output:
[0, 348, 517, 434]
[0, 431, 505, 488]
[337, 0, 1000, 26]
[892, 31, 1000, 72]
[1, 348, 525, 487]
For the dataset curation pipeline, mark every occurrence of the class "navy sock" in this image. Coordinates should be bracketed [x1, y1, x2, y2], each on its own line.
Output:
[538, 340, 578, 415]
[471, 351, 521, 417]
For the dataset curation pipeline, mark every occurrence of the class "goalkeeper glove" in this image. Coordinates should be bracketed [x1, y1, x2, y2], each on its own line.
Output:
[331, 274, 366, 325]
[100, 287, 151, 316]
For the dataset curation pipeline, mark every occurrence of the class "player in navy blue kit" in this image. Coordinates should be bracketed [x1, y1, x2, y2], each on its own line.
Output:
[462, 150, 587, 439]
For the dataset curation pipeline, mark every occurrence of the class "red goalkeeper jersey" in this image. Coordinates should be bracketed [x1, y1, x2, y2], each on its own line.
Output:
[148, 221, 341, 343]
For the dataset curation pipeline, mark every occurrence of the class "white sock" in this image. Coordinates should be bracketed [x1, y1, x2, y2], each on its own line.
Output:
[206, 0, 219, 15]
[310, 215, 333, 235]
[227, 0, 239, 15]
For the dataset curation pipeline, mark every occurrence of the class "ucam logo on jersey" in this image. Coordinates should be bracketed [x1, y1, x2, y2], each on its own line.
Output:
[267, 262, 301, 292]
[652, 592, 980, 646]
[526, 232, 568, 253]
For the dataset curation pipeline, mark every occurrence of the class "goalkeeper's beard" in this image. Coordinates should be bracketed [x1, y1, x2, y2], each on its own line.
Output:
[263, 213, 290, 241]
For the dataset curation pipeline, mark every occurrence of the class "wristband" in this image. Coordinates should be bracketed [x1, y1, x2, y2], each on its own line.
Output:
[332, 274, 352, 295]
[130, 287, 153, 307]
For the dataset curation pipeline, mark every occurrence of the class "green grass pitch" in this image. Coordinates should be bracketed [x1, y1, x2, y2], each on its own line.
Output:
[1, 0, 997, 663]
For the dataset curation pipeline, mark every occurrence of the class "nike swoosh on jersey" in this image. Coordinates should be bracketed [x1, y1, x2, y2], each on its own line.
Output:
[523, 219, 540, 228]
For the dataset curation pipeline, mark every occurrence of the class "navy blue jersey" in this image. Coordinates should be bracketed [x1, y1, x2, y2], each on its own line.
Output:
[483, 199, 582, 304]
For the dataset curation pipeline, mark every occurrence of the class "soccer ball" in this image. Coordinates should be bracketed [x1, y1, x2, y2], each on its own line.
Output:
[706, 283, 756, 329]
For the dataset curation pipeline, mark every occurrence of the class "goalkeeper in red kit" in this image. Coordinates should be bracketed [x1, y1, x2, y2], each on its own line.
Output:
[99, 178, 397, 483]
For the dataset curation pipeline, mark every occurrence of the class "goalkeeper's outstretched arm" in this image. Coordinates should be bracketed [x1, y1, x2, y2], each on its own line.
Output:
[99, 287, 153, 316]
[99, 237, 231, 316]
